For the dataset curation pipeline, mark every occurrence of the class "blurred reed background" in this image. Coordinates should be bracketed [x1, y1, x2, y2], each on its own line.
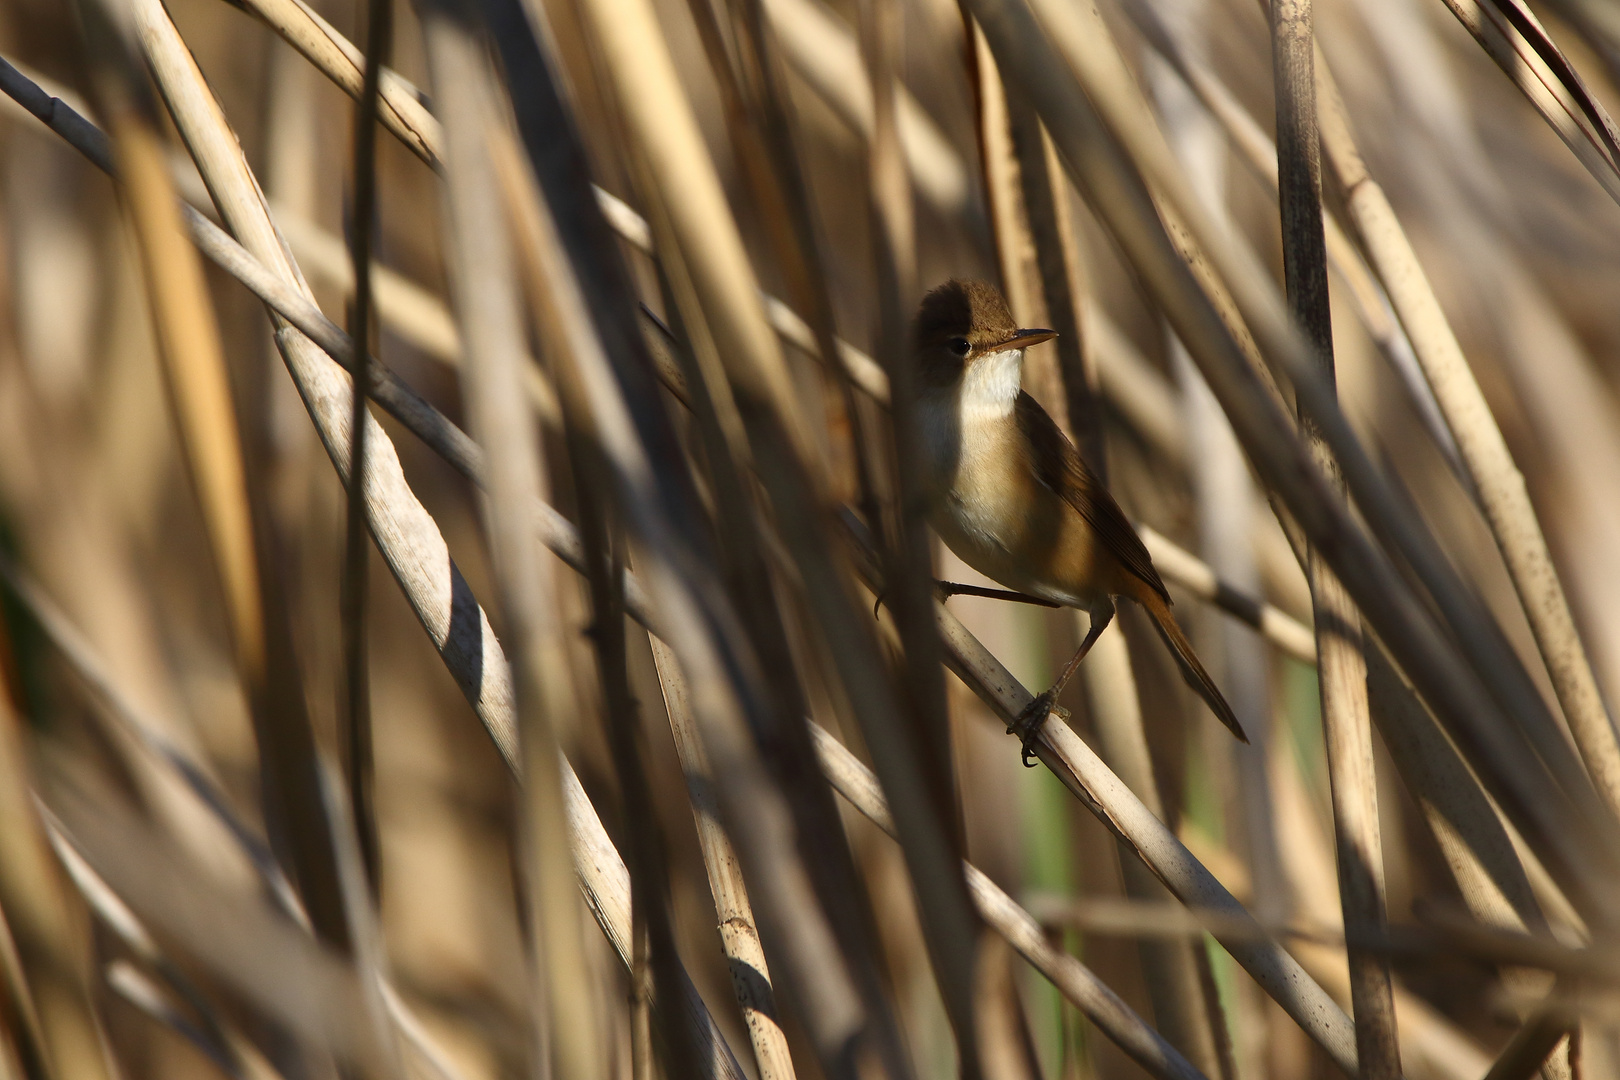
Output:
[0, 0, 1616, 1075]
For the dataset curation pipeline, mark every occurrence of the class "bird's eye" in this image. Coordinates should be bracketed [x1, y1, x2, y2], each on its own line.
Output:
[948, 337, 971, 358]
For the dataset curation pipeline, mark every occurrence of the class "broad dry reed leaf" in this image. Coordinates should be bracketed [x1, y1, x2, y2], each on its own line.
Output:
[417, 10, 603, 1078]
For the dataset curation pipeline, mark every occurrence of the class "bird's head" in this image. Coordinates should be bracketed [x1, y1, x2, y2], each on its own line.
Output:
[912, 280, 1055, 407]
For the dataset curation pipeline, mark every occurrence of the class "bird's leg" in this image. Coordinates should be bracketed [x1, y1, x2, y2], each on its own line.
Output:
[935, 581, 1061, 607]
[1009, 600, 1116, 767]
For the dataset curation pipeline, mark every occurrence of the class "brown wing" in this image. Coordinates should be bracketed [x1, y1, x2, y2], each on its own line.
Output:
[1014, 392, 1170, 605]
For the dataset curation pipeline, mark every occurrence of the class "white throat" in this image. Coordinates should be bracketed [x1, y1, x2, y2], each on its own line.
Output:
[958, 348, 1023, 420]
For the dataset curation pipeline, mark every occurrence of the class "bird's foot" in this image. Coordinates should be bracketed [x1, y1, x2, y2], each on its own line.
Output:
[1007, 692, 1069, 768]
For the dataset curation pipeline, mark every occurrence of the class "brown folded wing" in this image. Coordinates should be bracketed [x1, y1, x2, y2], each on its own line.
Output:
[1014, 392, 1171, 606]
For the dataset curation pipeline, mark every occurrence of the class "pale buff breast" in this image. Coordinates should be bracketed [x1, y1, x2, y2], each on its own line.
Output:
[919, 393, 1113, 610]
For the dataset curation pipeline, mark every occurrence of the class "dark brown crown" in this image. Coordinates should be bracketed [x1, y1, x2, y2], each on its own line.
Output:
[912, 279, 1018, 351]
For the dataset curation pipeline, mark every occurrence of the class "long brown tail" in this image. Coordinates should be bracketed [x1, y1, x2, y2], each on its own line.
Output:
[1137, 589, 1248, 743]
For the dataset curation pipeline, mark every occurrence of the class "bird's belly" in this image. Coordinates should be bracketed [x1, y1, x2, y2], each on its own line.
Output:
[930, 464, 1109, 611]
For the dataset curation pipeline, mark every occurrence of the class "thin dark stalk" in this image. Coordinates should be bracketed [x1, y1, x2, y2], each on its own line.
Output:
[1481, 981, 1577, 1080]
[1030, 0, 1608, 859]
[856, 0, 988, 1070]
[1270, 0, 1399, 1074]
[583, 496, 702, 1080]
[477, 11, 873, 1065]
[341, 0, 391, 897]
[416, 6, 604, 1077]
[1003, 96, 1098, 467]
[634, 227, 898, 1080]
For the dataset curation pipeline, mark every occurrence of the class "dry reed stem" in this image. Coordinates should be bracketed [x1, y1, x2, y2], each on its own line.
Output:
[1314, 59, 1620, 825]
[1480, 980, 1577, 1080]
[90, 52, 265, 696]
[808, 723, 1211, 1080]
[649, 638, 795, 1080]
[44, 814, 239, 1051]
[1435, 0, 1620, 204]
[929, 598, 1363, 1072]
[1269, 0, 1399, 1071]
[225, 0, 440, 166]
[339, 0, 391, 893]
[759, 0, 968, 216]
[0, 668, 111, 1080]
[109, 10, 748, 1075]
[561, 766, 751, 1080]
[1016, 123, 1098, 462]
[568, 0, 812, 470]
[973, 27, 1045, 357]
[485, 113, 702, 1080]
[857, 0, 988, 1063]
[1232, 761, 1495, 1080]
[974, 24, 1222, 1065]
[1081, 631, 1227, 1077]
[127, 0, 497, 962]
[1126, 3, 1468, 482]
[969, 0, 1611, 922]
[1366, 647, 1554, 934]
[1137, 525, 1316, 663]
[417, 10, 601, 1077]
[266, 208, 459, 366]
[1367, 656, 1575, 1078]
[103, 961, 244, 1079]
[4, 536, 746, 1080]
[42, 778, 379, 1067]
[0, 902, 50, 1080]
[470, 23, 870, 1064]
[129, 0, 519, 774]
[1033, 0, 1580, 801]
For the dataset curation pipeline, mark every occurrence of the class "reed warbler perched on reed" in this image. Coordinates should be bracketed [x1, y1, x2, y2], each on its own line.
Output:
[913, 280, 1245, 760]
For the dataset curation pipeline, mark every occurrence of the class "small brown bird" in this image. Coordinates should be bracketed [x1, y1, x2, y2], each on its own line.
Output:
[913, 280, 1245, 758]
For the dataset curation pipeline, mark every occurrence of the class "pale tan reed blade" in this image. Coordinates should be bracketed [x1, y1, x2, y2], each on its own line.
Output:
[42, 782, 383, 1070]
[417, 12, 602, 1079]
[1314, 58, 1620, 825]
[1081, 630, 1227, 1077]
[1137, 526, 1316, 664]
[1126, 5, 1468, 483]
[648, 639, 796, 1080]
[90, 62, 265, 694]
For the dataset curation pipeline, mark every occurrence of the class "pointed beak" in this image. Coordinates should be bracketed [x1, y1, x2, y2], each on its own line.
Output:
[990, 328, 1057, 353]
